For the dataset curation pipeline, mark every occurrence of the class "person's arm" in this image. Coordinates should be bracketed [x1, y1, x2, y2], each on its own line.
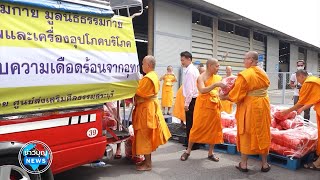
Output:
[297, 104, 313, 114]
[283, 81, 317, 115]
[183, 72, 195, 111]
[172, 74, 177, 82]
[289, 74, 296, 89]
[159, 74, 165, 81]
[281, 104, 304, 115]
[197, 76, 226, 94]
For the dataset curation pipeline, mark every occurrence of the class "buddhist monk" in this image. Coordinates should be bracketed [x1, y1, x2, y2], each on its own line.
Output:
[281, 70, 320, 171]
[180, 58, 226, 161]
[221, 66, 236, 114]
[160, 65, 177, 115]
[220, 51, 271, 172]
[173, 85, 186, 123]
[132, 55, 172, 171]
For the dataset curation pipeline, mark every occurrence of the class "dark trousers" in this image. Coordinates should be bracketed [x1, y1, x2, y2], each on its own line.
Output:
[294, 96, 310, 120]
[185, 98, 199, 147]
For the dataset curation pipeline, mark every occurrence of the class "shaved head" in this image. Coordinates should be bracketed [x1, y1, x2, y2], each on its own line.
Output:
[296, 69, 309, 77]
[206, 58, 218, 66]
[247, 51, 259, 61]
[226, 66, 232, 76]
[296, 69, 309, 84]
[206, 58, 220, 75]
[142, 55, 156, 73]
[244, 51, 259, 68]
[144, 55, 156, 69]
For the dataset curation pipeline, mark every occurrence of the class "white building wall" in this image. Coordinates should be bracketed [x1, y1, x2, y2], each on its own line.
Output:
[154, 0, 192, 97]
[154, 0, 191, 68]
[266, 36, 279, 90]
[306, 50, 319, 73]
[289, 44, 299, 72]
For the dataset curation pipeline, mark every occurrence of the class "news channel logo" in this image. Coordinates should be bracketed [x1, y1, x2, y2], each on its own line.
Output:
[18, 140, 53, 174]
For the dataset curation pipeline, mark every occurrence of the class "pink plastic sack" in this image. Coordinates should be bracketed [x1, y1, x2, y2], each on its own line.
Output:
[221, 112, 236, 128]
[223, 128, 237, 144]
[219, 76, 237, 95]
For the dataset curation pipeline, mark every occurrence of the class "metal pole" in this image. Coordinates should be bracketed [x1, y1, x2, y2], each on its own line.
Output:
[116, 100, 120, 130]
[282, 72, 286, 104]
[126, 6, 130, 17]
[122, 100, 126, 128]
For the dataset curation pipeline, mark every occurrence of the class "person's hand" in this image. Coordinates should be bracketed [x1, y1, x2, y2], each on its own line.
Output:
[184, 106, 189, 111]
[219, 94, 226, 100]
[296, 108, 303, 115]
[128, 125, 134, 136]
[280, 109, 289, 116]
[215, 82, 227, 89]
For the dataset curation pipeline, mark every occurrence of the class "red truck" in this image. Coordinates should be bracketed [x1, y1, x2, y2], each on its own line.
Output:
[0, 0, 142, 179]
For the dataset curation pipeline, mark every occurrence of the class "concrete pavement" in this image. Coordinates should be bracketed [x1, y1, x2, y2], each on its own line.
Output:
[55, 141, 320, 180]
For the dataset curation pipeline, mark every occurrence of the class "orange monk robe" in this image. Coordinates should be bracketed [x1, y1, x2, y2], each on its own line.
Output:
[228, 66, 271, 155]
[161, 74, 176, 107]
[172, 86, 186, 122]
[296, 76, 320, 155]
[221, 100, 233, 114]
[189, 75, 223, 144]
[132, 71, 172, 155]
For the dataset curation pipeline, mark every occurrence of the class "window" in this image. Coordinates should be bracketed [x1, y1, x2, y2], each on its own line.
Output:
[192, 12, 201, 25]
[253, 32, 266, 42]
[218, 20, 234, 34]
[235, 26, 249, 38]
[298, 47, 307, 60]
[279, 41, 290, 64]
[192, 12, 212, 28]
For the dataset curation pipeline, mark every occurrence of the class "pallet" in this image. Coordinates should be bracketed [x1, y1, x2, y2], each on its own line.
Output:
[267, 152, 315, 170]
[202, 143, 238, 155]
[246, 152, 315, 170]
[214, 143, 238, 154]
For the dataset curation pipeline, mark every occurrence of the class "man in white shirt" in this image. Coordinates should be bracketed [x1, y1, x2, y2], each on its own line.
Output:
[180, 51, 200, 149]
[290, 60, 310, 120]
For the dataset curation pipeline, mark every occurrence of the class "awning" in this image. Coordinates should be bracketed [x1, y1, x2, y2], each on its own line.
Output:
[110, 0, 142, 10]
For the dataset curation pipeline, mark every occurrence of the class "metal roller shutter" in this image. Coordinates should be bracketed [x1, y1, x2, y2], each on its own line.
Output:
[253, 40, 266, 70]
[192, 24, 213, 64]
[217, 31, 250, 73]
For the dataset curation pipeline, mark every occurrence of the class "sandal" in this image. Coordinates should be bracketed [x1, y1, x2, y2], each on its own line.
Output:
[236, 162, 248, 172]
[208, 154, 219, 162]
[261, 163, 271, 172]
[180, 152, 190, 161]
[136, 160, 145, 166]
[304, 162, 320, 171]
[114, 154, 122, 159]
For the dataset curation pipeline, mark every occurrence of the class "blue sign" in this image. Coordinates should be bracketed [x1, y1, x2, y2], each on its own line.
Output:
[193, 60, 201, 65]
[258, 54, 264, 62]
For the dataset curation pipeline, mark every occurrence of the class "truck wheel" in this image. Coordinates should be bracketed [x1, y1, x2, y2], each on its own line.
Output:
[41, 168, 54, 180]
[0, 157, 42, 180]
